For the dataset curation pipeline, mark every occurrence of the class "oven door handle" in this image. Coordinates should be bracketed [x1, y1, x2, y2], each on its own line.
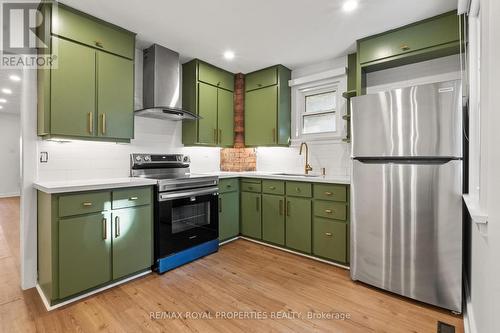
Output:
[158, 186, 219, 201]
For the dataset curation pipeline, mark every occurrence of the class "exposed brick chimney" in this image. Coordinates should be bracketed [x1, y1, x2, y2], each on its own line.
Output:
[220, 73, 257, 172]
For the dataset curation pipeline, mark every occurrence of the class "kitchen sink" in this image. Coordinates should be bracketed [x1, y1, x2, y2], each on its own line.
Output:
[274, 173, 320, 178]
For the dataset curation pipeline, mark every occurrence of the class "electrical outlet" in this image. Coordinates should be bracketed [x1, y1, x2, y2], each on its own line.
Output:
[40, 152, 48, 163]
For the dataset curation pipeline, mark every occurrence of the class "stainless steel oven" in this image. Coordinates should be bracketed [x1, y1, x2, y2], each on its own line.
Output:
[155, 182, 218, 259]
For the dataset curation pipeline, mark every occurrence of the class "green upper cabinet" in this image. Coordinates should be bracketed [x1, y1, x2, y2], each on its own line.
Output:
[37, 3, 135, 142]
[52, 4, 135, 60]
[97, 51, 134, 140]
[49, 37, 96, 138]
[244, 65, 291, 147]
[356, 11, 461, 95]
[182, 59, 234, 147]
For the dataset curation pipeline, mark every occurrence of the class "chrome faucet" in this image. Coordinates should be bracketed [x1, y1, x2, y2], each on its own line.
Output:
[299, 142, 313, 175]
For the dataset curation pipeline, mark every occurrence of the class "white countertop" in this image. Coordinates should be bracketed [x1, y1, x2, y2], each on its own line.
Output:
[193, 171, 351, 184]
[33, 177, 158, 194]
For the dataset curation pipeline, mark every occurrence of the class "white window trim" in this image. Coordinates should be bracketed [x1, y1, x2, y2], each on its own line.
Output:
[289, 67, 347, 145]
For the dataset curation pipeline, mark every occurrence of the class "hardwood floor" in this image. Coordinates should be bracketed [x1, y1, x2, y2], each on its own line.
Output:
[0, 197, 463, 332]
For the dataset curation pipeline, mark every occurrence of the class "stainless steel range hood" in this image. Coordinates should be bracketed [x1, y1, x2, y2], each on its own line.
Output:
[134, 44, 200, 120]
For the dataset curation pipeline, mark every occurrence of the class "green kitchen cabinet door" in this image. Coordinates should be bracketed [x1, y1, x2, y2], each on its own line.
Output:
[245, 86, 278, 146]
[285, 197, 312, 253]
[218, 88, 234, 147]
[97, 51, 134, 140]
[198, 82, 218, 145]
[59, 212, 111, 299]
[313, 218, 347, 263]
[50, 37, 96, 138]
[262, 194, 285, 245]
[219, 192, 240, 241]
[240, 192, 262, 239]
[112, 206, 153, 280]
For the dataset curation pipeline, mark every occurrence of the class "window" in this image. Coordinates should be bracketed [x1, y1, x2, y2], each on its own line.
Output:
[289, 67, 347, 143]
[303, 90, 337, 134]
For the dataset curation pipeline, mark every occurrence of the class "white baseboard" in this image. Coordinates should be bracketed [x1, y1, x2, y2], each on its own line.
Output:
[219, 236, 239, 245]
[463, 275, 478, 333]
[239, 236, 350, 270]
[0, 192, 20, 198]
[36, 270, 151, 311]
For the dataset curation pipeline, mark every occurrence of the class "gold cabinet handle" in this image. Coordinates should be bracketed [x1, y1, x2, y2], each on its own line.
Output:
[82, 202, 93, 207]
[101, 113, 106, 135]
[256, 196, 260, 211]
[95, 40, 104, 48]
[279, 200, 283, 216]
[286, 201, 290, 216]
[226, 184, 232, 188]
[213, 128, 217, 143]
[295, 187, 301, 192]
[325, 232, 333, 237]
[324, 191, 333, 196]
[269, 186, 276, 190]
[272, 128, 276, 143]
[219, 129, 222, 144]
[325, 209, 334, 214]
[88, 112, 93, 134]
[248, 186, 253, 190]
[102, 217, 107, 240]
[219, 197, 222, 213]
[400, 44, 410, 51]
[129, 196, 138, 201]
[257, 83, 262, 87]
[115, 216, 120, 238]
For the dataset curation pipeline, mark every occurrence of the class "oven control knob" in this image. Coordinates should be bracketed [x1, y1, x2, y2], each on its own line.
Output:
[144, 156, 151, 161]
[135, 156, 142, 162]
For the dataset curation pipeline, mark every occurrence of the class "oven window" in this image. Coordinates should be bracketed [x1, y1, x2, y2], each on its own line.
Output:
[171, 201, 210, 234]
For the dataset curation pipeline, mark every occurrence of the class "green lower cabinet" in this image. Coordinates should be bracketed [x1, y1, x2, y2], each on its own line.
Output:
[240, 191, 262, 239]
[59, 212, 112, 299]
[285, 197, 312, 253]
[262, 194, 285, 245]
[111, 206, 152, 280]
[312, 218, 348, 264]
[219, 191, 240, 241]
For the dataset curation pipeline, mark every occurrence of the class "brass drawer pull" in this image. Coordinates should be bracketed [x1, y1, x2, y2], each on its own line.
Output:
[129, 196, 138, 201]
[213, 128, 217, 143]
[102, 218, 107, 240]
[279, 200, 283, 216]
[325, 209, 333, 214]
[400, 44, 410, 51]
[269, 186, 276, 190]
[226, 184, 232, 188]
[324, 191, 333, 196]
[295, 187, 301, 192]
[219, 129, 222, 144]
[272, 128, 276, 143]
[286, 201, 290, 216]
[219, 198, 222, 213]
[115, 216, 120, 238]
[248, 186, 253, 190]
[82, 202, 93, 207]
[325, 232, 333, 237]
[256, 196, 260, 211]
[95, 40, 104, 48]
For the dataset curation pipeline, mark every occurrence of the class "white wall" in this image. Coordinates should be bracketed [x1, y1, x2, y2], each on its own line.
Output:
[0, 113, 21, 196]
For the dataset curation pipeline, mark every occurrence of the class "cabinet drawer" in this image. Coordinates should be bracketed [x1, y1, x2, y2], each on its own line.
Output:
[58, 191, 111, 217]
[313, 184, 347, 202]
[245, 67, 278, 91]
[286, 181, 312, 198]
[313, 218, 347, 263]
[241, 181, 261, 193]
[198, 61, 234, 91]
[313, 201, 347, 220]
[112, 187, 151, 210]
[358, 13, 459, 65]
[219, 178, 239, 193]
[262, 180, 285, 195]
[53, 5, 135, 59]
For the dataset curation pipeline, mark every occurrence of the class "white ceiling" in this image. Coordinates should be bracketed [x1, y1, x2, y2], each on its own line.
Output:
[59, 0, 457, 73]
[0, 69, 22, 116]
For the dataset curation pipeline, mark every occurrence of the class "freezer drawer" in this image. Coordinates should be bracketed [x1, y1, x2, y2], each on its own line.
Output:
[351, 159, 462, 312]
[351, 80, 462, 158]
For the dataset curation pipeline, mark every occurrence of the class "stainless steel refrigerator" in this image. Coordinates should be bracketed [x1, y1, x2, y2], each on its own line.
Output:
[350, 80, 463, 312]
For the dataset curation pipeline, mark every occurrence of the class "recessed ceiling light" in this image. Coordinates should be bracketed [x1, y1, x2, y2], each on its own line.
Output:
[223, 50, 235, 60]
[0, 105, 3, 109]
[0, 99, 6, 103]
[9, 75, 21, 82]
[342, 0, 358, 12]
[2, 88, 12, 94]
